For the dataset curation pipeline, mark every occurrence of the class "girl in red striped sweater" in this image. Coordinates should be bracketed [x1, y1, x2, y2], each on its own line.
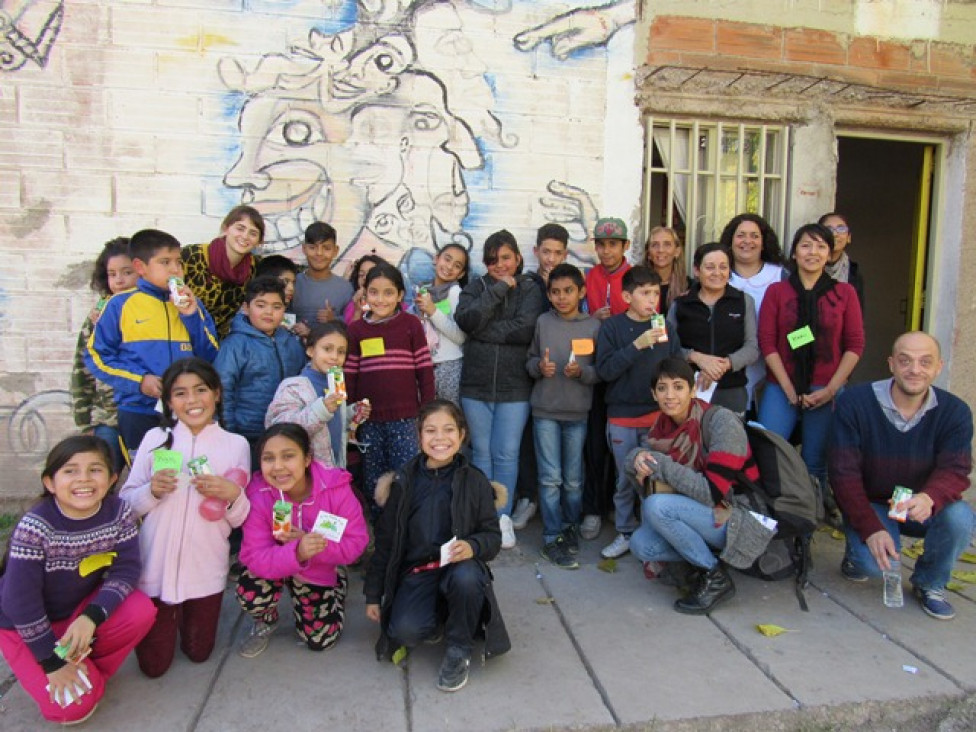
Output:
[346, 263, 435, 512]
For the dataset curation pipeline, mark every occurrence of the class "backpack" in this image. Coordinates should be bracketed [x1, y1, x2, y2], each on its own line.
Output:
[736, 422, 824, 610]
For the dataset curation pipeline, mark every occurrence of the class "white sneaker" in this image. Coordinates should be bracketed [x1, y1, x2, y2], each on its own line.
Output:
[499, 514, 517, 549]
[580, 514, 602, 540]
[601, 533, 631, 559]
[511, 498, 537, 530]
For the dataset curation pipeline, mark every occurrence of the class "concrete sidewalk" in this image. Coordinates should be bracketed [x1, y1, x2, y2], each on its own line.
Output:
[2, 522, 974, 731]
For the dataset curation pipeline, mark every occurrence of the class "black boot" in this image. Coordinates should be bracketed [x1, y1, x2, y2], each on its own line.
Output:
[674, 564, 735, 615]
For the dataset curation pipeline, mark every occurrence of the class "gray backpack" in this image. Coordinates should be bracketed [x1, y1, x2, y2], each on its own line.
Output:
[735, 422, 824, 610]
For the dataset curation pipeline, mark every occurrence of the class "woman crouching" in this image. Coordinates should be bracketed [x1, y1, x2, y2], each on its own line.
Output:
[629, 358, 774, 615]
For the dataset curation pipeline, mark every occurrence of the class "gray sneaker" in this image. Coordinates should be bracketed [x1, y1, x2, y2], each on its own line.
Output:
[580, 514, 602, 540]
[239, 620, 277, 658]
[511, 498, 537, 530]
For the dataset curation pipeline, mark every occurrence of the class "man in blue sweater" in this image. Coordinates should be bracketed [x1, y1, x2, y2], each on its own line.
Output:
[829, 331, 975, 620]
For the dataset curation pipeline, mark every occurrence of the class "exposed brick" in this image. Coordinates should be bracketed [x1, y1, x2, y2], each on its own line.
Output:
[848, 37, 911, 71]
[65, 214, 151, 248]
[106, 89, 201, 134]
[716, 21, 782, 61]
[650, 16, 715, 54]
[936, 77, 976, 98]
[785, 28, 846, 66]
[645, 49, 683, 66]
[876, 71, 942, 95]
[929, 42, 975, 79]
[110, 5, 201, 51]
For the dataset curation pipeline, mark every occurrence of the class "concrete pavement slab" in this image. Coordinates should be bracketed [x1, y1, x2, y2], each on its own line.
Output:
[541, 555, 794, 724]
[408, 564, 615, 732]
[0, 588, 244, 732]
[712, 570, 960, 707]
[195, 573, 407, 732]
[809, 533, 976, 691]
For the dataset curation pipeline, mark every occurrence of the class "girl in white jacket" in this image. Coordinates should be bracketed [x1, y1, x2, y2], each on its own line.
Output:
[266, 321, 372, 469]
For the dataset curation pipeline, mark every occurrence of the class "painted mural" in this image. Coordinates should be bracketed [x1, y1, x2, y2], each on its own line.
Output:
[0, 0, 641, 495]
[220, 0, 635, 287]
[0, 0, 64, 71]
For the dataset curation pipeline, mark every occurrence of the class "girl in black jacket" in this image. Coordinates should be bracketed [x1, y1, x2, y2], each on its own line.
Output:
[365, 400, 510, 692]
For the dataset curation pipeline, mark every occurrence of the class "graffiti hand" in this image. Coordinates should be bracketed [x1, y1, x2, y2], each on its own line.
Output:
[514, 9, 616, 60]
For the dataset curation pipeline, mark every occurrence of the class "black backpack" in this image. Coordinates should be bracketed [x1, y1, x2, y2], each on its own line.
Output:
[736, 422, 824, 610]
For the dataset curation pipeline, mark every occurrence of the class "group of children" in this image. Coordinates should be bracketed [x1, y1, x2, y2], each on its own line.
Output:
[0, 212, 512, 724]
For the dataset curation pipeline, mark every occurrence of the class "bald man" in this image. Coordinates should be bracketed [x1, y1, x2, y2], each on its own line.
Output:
[828, 331, 975, 620]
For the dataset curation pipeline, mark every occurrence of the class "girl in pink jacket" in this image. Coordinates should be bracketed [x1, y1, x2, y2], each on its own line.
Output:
[236, 423, 369, 658]
[121, 358, 251, 678]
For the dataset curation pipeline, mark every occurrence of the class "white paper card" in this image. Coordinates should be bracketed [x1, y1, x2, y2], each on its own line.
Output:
[312, 511, 347, 542]
[749, 511, 778, 531]
[440, 536, 457, 566]
[696, 375, 718, 403]
[175, 473, 191, 491]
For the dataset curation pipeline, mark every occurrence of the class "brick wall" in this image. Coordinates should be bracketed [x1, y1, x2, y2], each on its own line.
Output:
[646, 15, 976, 99]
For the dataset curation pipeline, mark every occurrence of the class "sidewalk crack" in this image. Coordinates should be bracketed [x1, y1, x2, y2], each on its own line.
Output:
[534, 563, 621, 727]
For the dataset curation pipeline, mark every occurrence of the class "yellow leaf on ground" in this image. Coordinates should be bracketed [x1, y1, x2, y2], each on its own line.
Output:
[392, 646, 408, 666]
[535, 597, 555, 605]
[902, 546, 923, 559]
[756, 624, 794, 637]
[946, 581, 965, 592]
[597, 558, 618, 573]
[950, 570, 976, 583]
[958, 552, 976, 564]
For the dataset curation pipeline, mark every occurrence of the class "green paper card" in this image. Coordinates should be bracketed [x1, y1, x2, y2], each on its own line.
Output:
[435, 299, 451, 315]
[787, 325, 815, 350]
[152, 449, 183, 474]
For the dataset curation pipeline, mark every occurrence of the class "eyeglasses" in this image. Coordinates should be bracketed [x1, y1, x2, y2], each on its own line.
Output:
[828, 225, 850, 234]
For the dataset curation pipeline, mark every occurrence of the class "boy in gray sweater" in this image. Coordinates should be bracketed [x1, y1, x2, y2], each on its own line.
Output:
[525, 264, 601, 569]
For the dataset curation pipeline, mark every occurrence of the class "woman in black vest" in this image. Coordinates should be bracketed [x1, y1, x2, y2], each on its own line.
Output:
[667, 243, 759, 416]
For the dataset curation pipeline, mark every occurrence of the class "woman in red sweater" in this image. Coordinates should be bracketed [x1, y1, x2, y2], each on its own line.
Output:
[757, 223, 864, 490]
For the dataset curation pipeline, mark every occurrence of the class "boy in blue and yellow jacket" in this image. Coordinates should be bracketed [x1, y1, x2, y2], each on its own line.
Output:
[85, 229, 220, 456]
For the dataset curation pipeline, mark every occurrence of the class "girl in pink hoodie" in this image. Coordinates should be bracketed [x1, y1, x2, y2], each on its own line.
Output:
[121, 358, 251, 678]
[236, 423, 369, 658]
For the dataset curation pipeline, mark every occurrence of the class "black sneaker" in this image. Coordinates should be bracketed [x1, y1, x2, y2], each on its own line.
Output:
[436, 646, 471, 692]
[540, 537, 579, 569]
[840, 557, 868, 583]
[561, 524, 580, 555]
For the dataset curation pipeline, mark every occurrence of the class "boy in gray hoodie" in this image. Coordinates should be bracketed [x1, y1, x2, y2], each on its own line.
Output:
[525, 264, 601, 569]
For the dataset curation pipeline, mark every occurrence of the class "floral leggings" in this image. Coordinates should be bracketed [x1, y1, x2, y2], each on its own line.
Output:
[235, 567, 348, 651]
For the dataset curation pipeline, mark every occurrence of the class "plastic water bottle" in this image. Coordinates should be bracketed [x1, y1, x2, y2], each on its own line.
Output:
[883, 558, 904, 608]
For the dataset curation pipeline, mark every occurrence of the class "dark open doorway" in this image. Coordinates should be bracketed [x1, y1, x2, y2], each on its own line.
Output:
[834, 136, 934, 383]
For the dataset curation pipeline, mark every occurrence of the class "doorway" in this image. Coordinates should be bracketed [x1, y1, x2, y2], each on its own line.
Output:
[834, 136, 936, 382]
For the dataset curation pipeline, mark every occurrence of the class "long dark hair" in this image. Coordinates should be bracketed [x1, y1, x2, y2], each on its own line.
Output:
[719, 213, 784, 267]
[151, 358, 223, 451]
[482, 230, 524, 275]
[0, 435, 115, 576]
[90, 237, 132, 295]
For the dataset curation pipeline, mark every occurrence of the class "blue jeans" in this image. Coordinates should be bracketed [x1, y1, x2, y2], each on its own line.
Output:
[92, 424, 125, 474]
[629, 494, 728, 570]
[606, 423, 644, 534]
[757, 383, 832, 483]
[843, 501, 975, 591]
[461, 399, 530, 517]
[533, 417, 586, 542]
